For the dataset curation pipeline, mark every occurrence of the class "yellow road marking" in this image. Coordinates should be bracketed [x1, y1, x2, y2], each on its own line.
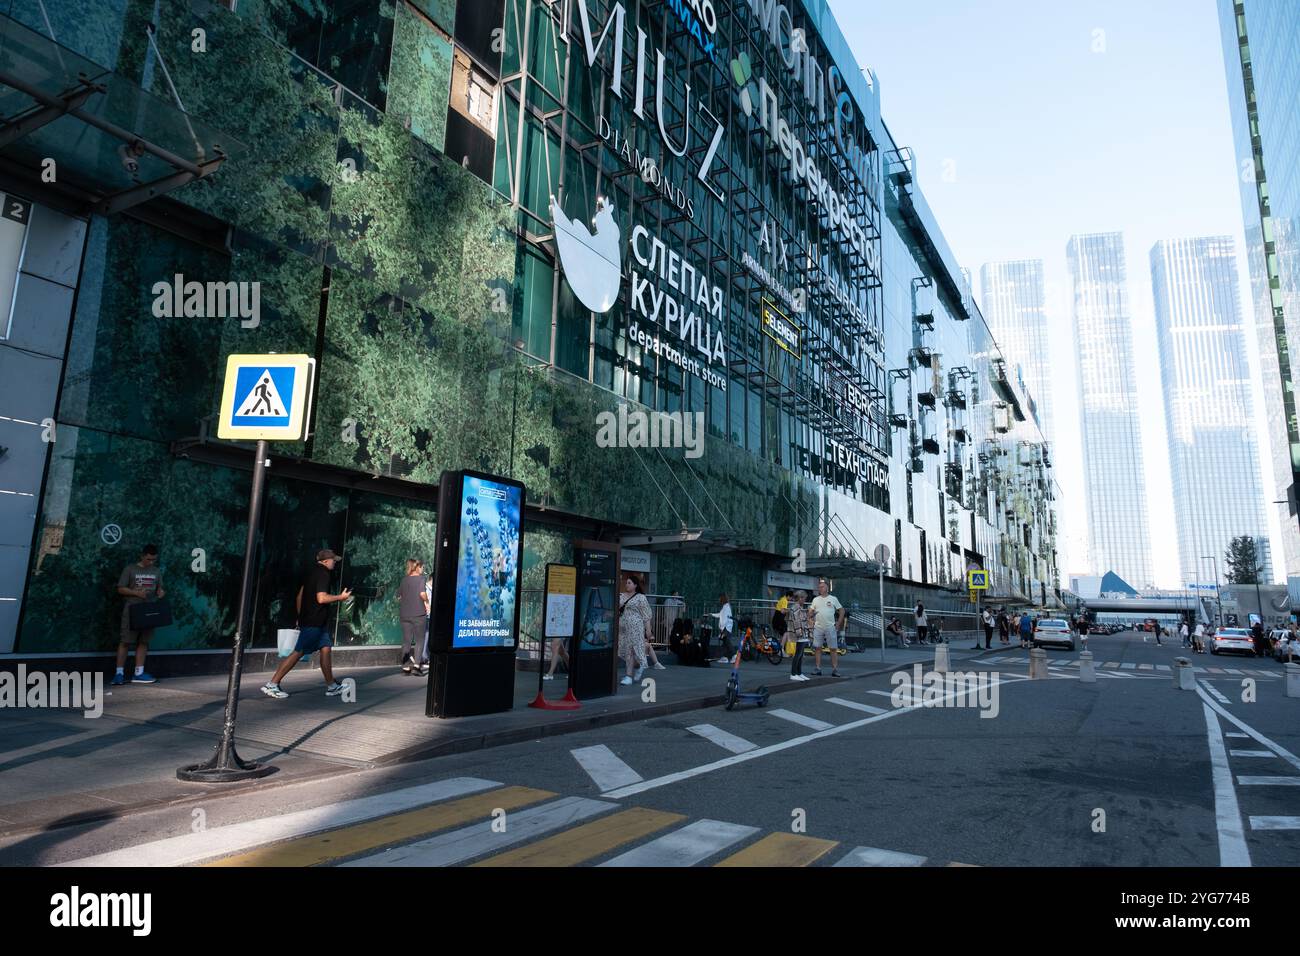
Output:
[715, 832, 838, 867]
[206, 786, 554, 867]
[472, 807, 684, 867]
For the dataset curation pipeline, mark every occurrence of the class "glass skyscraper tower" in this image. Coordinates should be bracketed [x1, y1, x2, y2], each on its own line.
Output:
[1068, 232, 1154, 587]
[1151, 237, 1272, 586]
[980, 260, 1055, 443]
[1219, 0, 1300, 579]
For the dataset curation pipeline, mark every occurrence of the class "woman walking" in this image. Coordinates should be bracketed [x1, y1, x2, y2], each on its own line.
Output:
[915, 601, 929, 645]
[398, 558, 430, 674]
[618, 575, 653, 686]
[709, 593, 735, 663]
[787, 591, 811, 681]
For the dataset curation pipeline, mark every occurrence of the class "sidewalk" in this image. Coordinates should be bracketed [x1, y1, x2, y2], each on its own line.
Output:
[0, 642, 1000, 838]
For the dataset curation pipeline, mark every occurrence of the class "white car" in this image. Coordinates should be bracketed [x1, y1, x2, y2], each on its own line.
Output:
[1033, 618, 1075, 651]
[1210, 627, 1257, 657]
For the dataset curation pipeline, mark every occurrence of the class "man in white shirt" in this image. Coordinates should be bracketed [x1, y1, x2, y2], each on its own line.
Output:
[809, 579, 845, 677]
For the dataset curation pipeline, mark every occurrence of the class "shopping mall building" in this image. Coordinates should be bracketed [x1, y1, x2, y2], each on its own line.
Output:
[0, 0, 1059, 662]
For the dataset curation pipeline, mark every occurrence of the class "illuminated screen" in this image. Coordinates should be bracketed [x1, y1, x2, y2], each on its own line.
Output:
[451, 475, 522, 648]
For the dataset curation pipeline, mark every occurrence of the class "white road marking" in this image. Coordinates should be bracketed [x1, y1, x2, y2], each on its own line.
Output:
[1157, 664, 1171, 671]
[572, 744, 643, 791]
[835, 846, 927, 867]
[767, 709, 834, 731]
[1120, 662, 1137, 670]
[824, 697, 888, 715]
[869, 689, 917, 703]
[599, 819, 758, 867]
[1201, 682, 1231, 705]
[1229, 750, 1276, 758]
[1237, 776, 1300, 786]
[1200, 703, 1251, 867]
[61, 777, 502, 867]
[687, 724, 757, 754]
[602, 676, 1028, 799]
[1196, 687, 1300, 772]
[1225, 732, 1250, 738]
[344, 796, 615, 866]
[1248, 817, 1300, 830]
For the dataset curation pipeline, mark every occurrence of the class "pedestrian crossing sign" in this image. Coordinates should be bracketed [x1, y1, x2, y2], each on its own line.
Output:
[217, 354, 315, 440]
[967, 569, 988, 590]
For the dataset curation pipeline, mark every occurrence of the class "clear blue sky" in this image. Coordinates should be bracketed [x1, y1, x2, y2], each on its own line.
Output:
[828, 0, 1277, 586]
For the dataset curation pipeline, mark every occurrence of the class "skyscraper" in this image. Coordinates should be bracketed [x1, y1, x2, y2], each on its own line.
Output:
[1068, 232, 1153, 587]
[1150, 236, 1272, 586]
[1219, 0, 1300, 580]
[980, 260, 1055, 442]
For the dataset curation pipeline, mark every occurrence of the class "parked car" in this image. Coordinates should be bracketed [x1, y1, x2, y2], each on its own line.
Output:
[1033, 618, 1075, 651]
[1272, 631, 1298, 663]
[1210, 627, 1259, 657]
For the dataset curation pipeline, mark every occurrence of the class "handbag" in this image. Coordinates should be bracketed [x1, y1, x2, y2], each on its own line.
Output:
[783, 639, 796, 657]
[277, 628, 300, 658]
[128, 599, 172, 630]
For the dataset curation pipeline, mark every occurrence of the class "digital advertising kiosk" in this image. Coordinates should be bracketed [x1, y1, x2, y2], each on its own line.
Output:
[425, 469, 525, 718]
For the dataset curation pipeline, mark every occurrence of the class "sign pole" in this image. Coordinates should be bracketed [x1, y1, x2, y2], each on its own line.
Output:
[179, 440, 275, 781]
[878, 564, 885, 663]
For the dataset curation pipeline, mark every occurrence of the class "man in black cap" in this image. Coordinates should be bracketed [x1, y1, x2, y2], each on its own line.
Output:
[262, 549, 351, 698]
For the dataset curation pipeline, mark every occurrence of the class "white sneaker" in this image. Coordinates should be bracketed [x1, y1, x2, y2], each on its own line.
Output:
[620, 675, 633, 685]
[542, 674, 555, 680]
[653, 662, 666, 670]
[261, 682, 288, 699]
[717, 656, 731, 663]
[325, 681, 345, 697]
[798, 674, 811, 681]
[790, 675, 802, 681]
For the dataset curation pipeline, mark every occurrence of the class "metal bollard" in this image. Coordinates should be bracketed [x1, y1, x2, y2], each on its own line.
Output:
[1028, 646, 1048, 679]
[934, 642, 950, 674]
[1173, 657, 1196, 691]
[1078, 650, 1096, 683]
[1286, 662, 1300, 699]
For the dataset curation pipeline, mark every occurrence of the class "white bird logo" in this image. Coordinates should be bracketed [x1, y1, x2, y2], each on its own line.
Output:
[551, 195, 621, 314]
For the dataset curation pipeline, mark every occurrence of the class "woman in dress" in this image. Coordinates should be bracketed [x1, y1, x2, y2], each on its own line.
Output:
[618, 575, 653, 685]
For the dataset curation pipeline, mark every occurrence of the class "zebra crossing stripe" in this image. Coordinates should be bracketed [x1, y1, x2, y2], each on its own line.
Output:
[1248, 817, 1300, 830]
[342, 796, 616, 867]
[1157, 664, 1171, 671]
[834, 846, 927, 866]
[206, 786, 553, 867]
[1237, 776, 1300, 786]
[473, 807, 684, 867]
[687, 724, 758, 754]
[768, 709, 834, 731]
[716, 832, 839, 867]
[1138, 664, 1153, 670]
[1120, 663, 1137, 670]
[1226, 732, 1250, 738]
[1229, 750, 1276, 758]
[600, 819, 759, 867]
[572, 744, 643, 791]
[60, 776, 503, 868]
[1201, 682, 1231, 705]
[824, 697, 888, 715]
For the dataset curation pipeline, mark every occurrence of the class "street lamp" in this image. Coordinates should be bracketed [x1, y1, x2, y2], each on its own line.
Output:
[1200, 555, 1221, 625]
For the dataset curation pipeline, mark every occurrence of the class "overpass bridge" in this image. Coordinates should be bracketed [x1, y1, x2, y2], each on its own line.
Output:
[1068, 594, 1215, 622]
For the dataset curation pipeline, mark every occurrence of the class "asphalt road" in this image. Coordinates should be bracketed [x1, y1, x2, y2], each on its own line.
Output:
[5, 630, 1297, 867]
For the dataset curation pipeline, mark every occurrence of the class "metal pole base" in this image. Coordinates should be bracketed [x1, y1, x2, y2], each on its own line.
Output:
[177, 745, 277, 783]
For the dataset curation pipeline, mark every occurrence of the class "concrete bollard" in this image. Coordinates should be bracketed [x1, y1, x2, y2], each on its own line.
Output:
[1029, 646, 1048, 679]
[934, 642, 950, 674]
[1079, 650, 1096, 683]
[1287, 662, 1300, 699]
[1173, 657, 1196, 691]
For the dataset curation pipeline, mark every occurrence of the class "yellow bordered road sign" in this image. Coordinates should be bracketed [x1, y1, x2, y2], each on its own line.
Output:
[217, 354, 315, 441]
[967, 569, 989, 590]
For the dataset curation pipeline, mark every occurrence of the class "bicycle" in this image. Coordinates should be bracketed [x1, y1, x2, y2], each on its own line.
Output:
[739, 624, 784, 664]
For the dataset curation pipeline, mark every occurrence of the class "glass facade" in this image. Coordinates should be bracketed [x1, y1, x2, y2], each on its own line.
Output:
[979, 260, 1055, 443]
[1219, 0, 1300, 578]
[0, 0, 1059, 655]
[1150, 236, 1271, 586]
[1067, 232, 1153, 587]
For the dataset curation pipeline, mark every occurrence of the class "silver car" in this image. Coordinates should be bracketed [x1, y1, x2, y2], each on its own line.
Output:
[1210, 627, 1257, 657]
[1033, 618, 1075, 651]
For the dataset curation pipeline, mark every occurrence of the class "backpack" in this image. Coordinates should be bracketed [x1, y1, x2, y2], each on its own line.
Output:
[771, 608, 787, 635]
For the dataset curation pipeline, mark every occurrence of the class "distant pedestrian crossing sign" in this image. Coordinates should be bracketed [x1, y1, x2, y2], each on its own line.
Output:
[967, 569, 989, 590]
[217, 354, 315, 440]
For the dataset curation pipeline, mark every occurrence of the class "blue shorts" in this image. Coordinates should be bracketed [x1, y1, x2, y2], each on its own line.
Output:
[295, 627, 333, 654]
